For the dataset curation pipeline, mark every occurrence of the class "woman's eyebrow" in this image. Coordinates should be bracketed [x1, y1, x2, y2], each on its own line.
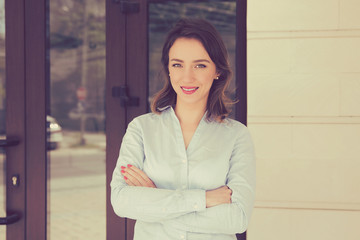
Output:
[193, 59, 210, 63]
[170, 58, 210, 63]
[170, 58, 184, 62]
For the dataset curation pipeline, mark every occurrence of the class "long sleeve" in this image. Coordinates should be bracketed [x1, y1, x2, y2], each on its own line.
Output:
[110, 119, 206, 222]
[161, 125, 256, 234]
[110, 108, 256, 240]
[162, 203, 248, 234]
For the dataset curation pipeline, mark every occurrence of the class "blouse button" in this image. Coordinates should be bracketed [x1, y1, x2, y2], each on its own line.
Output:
[182, 159, 187, 163]
[180, 235, 185, 239]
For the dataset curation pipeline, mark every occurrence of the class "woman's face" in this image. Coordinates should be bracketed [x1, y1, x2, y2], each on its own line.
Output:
[168, 38, 218, 108]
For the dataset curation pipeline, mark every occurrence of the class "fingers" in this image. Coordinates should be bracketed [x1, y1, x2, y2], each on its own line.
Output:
[219, 186, 232, 204]
[223, 186, 233, 196]
[122, 165, 146, 185]
[226, 186, 232, 203]
[205, 185, 232, 208]
[121, 164, 156, 188]
[132, 166, 153, 184]
[122, 168, 142, 186]
[127, 165, 151, 184]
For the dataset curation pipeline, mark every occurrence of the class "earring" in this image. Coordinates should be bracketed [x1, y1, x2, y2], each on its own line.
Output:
[215, 76, 220, 80]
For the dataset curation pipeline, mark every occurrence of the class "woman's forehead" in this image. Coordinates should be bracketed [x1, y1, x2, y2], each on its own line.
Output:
[169, 38, 211, 61]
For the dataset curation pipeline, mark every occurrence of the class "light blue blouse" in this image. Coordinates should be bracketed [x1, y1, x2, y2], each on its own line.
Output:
[111, 106, 256, 240]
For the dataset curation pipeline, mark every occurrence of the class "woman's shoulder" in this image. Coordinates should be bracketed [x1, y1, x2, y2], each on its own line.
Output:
[212, 117, 251, 138]
[131, 112, 159, 124]
[217, 117, 247, 130]
[223, 118, 254, 143]
[130, 108, 171, 126]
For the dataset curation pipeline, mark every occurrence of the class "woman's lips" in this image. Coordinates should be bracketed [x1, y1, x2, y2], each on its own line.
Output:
[181, 86, 199, 94]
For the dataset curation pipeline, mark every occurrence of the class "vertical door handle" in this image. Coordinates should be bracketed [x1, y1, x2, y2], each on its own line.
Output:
[0, 136, 21, 224]
[112, 86, 139, 107]
[112, 0, 140, 14]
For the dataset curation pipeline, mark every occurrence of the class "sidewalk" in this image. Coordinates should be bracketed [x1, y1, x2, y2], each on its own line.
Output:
[48, 131, 107, 240]
[49, 175, 106, 240]
[0, 131, 109, 239]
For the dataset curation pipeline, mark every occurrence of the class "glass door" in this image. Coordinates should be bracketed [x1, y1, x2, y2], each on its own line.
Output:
[47, 0, 106, 239]
[1, 0, 123, 238]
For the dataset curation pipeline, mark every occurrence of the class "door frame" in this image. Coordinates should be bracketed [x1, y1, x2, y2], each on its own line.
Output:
[5, 0, 47, 239]
[105, 0, 127, 238]
[105, 0, 149, 239]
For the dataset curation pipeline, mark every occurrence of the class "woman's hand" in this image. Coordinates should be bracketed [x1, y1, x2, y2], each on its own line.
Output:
[205, 186, 232, 208]
[121, 164, 157, 188]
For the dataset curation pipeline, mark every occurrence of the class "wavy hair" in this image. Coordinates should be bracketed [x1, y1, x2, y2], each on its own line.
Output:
[151, 18, 234, 121]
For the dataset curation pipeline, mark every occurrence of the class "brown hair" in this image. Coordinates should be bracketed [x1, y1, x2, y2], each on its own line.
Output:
[151, 18, 234, 121]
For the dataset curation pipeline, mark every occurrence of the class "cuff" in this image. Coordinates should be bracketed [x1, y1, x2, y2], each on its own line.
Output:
[181, 189, 206, 212]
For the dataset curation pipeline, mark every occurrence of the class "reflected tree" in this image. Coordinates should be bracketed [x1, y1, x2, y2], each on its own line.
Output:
[49, 0, 105, 132]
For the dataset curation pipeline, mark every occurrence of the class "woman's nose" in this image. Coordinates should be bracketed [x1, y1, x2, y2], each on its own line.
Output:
[182, 68, 195, 83]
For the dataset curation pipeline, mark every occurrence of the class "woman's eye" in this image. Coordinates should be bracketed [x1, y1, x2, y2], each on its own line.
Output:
[195, 64, 206, 69]
[172, 63, 182, 68]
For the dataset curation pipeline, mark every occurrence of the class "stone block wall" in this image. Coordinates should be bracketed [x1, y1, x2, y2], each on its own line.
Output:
[247, 1, 360, 239]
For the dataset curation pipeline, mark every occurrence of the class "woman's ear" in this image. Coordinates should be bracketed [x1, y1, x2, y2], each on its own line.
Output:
[215, 71, 221, 80]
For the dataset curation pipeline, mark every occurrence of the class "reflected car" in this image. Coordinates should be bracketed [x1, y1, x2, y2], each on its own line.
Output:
[47, 115, 63, 150]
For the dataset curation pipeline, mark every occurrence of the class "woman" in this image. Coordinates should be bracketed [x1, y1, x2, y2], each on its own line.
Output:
[111, 18, 255, 240]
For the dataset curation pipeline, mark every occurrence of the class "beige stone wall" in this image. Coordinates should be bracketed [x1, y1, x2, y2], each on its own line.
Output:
[246, 1, 360, 239]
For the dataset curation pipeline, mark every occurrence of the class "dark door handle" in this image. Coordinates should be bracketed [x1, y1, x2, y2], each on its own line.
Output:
[112, 86, 139, 107]
[0, 136, 21, 224]
[0, 213, 20, 225]
[0, 136, 20, 147]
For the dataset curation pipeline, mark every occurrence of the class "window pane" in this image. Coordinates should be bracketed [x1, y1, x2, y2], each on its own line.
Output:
[47, 0, 106, 239]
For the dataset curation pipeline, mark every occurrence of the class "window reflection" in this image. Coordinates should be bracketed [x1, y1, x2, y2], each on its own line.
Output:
[48, 0, 106, 239]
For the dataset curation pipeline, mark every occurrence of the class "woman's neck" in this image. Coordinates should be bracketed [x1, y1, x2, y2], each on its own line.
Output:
[174, 102, 206, 126]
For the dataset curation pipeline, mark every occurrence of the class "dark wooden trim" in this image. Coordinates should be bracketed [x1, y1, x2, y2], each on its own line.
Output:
[6, 0, 47, 238]
[125, 0, 148, 127]
[236, 1, 248, 240]
[126, 0, 149, 122]
[125, 1, 149, 239]
[235, 0, 247, 127]
[5, 0, 26, 238]
[106, 0, 127, 239]
[24, 0, 47, 239]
